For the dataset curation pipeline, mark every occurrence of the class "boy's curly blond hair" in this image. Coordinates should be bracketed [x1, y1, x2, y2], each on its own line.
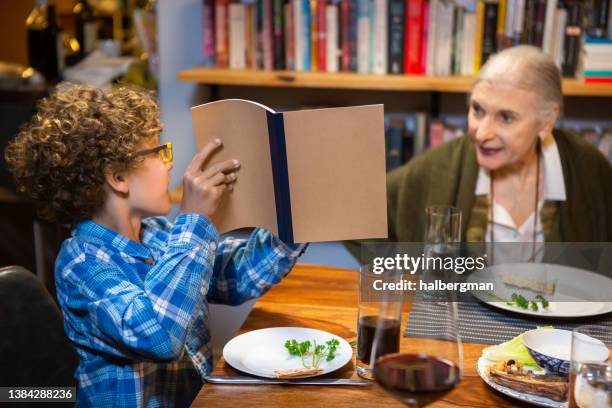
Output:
[5, 83, 163, 225]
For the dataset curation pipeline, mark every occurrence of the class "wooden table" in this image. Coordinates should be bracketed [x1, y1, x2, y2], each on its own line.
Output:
[191, 264, 521, 407]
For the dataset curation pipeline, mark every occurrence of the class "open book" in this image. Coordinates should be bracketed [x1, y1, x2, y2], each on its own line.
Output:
[191, 99, 387, 243]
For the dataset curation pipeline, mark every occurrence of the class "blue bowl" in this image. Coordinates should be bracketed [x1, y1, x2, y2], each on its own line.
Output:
[522, 329, 571, 377]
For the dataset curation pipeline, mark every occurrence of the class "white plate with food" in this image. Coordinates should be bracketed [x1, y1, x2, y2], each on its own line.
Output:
[223, 327, 353, 379]
[468, 263, 612, 318]
[477, 357, 566, 408]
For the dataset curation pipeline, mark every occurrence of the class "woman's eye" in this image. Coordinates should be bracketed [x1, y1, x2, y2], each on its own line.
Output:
[471, 105, 483, 116]
[501, 113, 514, 123]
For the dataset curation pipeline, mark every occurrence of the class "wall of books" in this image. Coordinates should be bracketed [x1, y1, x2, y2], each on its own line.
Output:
[201, 0, 612, 79]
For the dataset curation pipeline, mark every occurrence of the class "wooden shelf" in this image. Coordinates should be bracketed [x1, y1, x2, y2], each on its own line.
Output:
[178, 67, 612, 97]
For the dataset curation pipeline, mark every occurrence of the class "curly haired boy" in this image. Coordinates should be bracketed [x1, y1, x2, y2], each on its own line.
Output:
[5, 84, 305, 407]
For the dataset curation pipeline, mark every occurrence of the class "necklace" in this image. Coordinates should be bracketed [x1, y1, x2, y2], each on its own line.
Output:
[489, 139, 541, 262]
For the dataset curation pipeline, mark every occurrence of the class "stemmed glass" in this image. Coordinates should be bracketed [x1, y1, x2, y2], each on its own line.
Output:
[371, 205, 463, 407]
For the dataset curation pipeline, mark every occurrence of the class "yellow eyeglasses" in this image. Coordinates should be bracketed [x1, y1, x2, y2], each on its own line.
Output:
[131, 142, 173, 163]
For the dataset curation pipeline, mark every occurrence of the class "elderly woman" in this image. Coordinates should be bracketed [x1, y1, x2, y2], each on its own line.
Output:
[387, 45, 612, 243]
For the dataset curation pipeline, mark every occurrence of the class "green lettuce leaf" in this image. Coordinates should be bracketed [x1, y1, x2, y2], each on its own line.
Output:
[482, 326, 553, 367]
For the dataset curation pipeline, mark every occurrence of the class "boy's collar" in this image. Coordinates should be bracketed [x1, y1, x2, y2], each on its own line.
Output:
[74, 219, 153, 261]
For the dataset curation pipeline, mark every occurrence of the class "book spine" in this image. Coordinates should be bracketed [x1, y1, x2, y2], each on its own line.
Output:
[368, 0, 376, 72]
[372, 0, 387, 74]
[311, 0, 319, 71]
[481, 1, 498, 66]
[263, 0, 274, 70]
[461, 12, 476, 76]
[294, 0, 303, 70]
[496, 0, 507, 50]
[341, 0, 350, 70]
[387, 0, 405, 74]
[385, 121, 404, 170]
[326, 2, 339, 72]
[542, 0, 558, 54]
[586, 0, 610, 38]
[203, 0, 216, 66]
[229, 3, 247, 69]
[435, 0, 454, 76]
[318, 0, 328, 71]
[426, 0, 438, 76]
[273, 0, 285, 69]
[285, 0, 295, 69]
[215, 0, 229, 67]
[349, 0, 359, 71]
[246, 3, 256, 68]
[562, 0, 584, 77]
[524, 0, 535, 45]
[474, 1, 484, 73]
[357, 0, 370, 73]
[406, 0, 424, 75]
[420, 0, 428, 74]
[533, 0, 546, 48]
[512, 0, 525, 45]
[553, 8, 567, 69]
[452, 6, 464, 75]
[257, 0, 265, 68]
[504, 0, 516, 45]
[303, 0, 312, 70]
[266, 112, 294, 243]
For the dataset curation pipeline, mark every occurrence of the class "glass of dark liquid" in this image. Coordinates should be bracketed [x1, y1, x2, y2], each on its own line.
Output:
[568, 325, 611, 408]
[372, 205, 463, 407]
[356, 265, 403, 380]
[372, 300, 463, 407]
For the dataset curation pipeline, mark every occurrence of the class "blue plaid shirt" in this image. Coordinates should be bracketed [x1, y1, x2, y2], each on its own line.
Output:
[55, 213, 305, 407]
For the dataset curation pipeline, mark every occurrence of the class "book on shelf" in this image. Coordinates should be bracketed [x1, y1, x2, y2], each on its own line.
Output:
[191, 99, 388, 243]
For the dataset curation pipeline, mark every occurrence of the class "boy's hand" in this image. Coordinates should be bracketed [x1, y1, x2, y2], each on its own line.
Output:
[180, 139, 240, 217]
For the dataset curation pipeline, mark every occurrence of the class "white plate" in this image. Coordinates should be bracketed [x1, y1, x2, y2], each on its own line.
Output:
[476, 357, 566, 408]
[223, 327, 353, 378]
[468, 263, 612, 318]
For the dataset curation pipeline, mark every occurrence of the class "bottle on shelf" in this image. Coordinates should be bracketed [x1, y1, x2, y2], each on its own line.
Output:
[26, 0, 64, 83]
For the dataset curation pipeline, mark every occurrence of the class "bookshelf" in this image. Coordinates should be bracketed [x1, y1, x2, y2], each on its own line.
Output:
[178, 67, 612, 97]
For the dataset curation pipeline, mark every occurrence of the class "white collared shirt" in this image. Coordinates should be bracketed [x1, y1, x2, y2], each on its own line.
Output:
[475, 133, 567, 244]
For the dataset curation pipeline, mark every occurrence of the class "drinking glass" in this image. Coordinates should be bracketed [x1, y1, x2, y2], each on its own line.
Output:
[569, 325, 611, 408]
[372, 296, 463, 407]
[424, 205, 461, 249]
[356, 265, 403, 380]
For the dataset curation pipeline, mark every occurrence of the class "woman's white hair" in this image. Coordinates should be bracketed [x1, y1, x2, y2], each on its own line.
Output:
[472, 45, 563, 124]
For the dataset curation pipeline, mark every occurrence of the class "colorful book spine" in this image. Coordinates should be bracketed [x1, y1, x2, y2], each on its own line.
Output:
[420, 0, 428, 74]
[311, 0, 319, 71]
[349, 0, 359, 71]
[542, 0, 558, 54]
[263, 0, 274, 70]
[452, 6, 464, 76]
[532, 0, 546, 48]
[357, 0, 370, 73]
[405, 0, 424, 75]
[461, 12, 476, 76]
[229, 3, 246, 69]
[341, 0, 350, 70]
[387, 0, 405, 74]
[273, 0, 285, 69]
[215, 0, 229, 67]
[435, 0, 454, 76]
[373, 0, 387, 74]
[426, 0, 438, 76]
[326, 1, 339, 72]
[203, 0, 216, 66]
[318, 0, 327, 71]
[474, 1, 484, 73]
[285, 0, 295, 69]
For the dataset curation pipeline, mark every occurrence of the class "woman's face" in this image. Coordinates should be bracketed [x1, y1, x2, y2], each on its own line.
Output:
[126, 139, 174, 217]
[468, 81, 546, 171]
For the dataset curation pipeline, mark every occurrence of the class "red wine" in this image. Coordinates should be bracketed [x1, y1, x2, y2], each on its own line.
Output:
[374, 353, 461, 407]
[357, 316, 400, 365]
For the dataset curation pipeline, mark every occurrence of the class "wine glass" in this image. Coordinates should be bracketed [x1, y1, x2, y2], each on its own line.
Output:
[372, 298, 463, 407]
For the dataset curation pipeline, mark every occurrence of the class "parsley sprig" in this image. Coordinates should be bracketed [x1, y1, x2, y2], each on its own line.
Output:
[284, 338, 341, 369]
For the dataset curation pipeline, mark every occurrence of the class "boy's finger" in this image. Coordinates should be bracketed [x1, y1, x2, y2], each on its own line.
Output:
[186, 139, 222, 174]
[202, 159, 240, 179]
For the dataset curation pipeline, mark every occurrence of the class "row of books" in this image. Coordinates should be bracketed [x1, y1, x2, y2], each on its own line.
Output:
[384, 114, 612, 171]
[201, 0, 608, 78]
[582, 36, 612, 83]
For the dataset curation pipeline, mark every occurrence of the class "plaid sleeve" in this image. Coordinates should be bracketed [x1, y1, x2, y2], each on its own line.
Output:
[207, 229, 307, 305]
[59, 214, 219, 361]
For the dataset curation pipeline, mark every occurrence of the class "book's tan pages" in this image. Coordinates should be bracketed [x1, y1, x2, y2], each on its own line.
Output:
[191, 100, 278, 235]
[282, 105, 388, 242]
